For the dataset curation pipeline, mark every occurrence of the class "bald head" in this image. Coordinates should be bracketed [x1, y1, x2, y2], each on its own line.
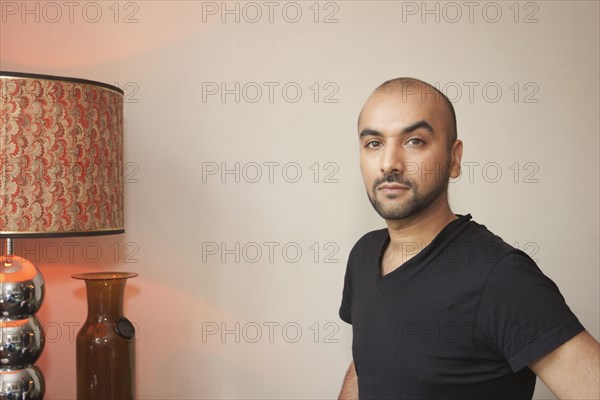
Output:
[360, 77, 457, 150]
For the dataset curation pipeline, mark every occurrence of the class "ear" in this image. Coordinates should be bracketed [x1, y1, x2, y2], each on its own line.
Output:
[449, 139, 463, 179]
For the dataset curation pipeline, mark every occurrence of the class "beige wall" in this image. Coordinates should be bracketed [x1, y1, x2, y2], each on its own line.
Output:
[1, 1, 598, 399]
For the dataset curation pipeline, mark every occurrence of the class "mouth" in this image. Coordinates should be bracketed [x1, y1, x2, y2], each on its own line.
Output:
[377, 183, 410, 194]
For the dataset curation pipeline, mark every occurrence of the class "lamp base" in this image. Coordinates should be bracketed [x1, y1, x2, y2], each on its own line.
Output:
[0, 366, 45, 400]
[0, 254, 46, 400]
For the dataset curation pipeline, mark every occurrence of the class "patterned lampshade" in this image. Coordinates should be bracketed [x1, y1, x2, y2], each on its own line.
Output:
[0, 72, 125, 238]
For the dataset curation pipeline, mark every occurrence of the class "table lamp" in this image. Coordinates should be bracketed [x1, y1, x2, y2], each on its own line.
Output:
[0, 71, 124, 399]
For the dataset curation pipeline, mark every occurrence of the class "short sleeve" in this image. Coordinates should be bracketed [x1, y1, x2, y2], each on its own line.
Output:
[339, 255, 353, 324]
[474, 250, 585, 372]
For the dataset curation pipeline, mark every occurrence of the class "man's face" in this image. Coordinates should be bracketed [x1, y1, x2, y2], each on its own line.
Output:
[358, 90, 461, 220]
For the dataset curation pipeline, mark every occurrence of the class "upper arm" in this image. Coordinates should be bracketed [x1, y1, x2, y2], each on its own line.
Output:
[474, 251, 586, 372]
[529, 330, 600, 399]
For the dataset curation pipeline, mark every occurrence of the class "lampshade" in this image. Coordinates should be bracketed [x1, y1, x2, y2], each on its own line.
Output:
[0, 71, 124, 238]
[1, 72, 125, 399]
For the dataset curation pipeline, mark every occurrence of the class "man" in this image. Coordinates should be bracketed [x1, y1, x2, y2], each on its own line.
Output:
[338, 78, 600, 399]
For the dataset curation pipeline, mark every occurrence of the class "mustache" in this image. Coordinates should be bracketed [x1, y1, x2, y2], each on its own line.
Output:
[372, 173, 413, 191]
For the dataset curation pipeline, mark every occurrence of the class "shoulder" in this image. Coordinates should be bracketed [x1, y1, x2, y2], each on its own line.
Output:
[470, 219, 568, 320]
[466, 217, 541, 274]
[348, 228, 388, 268]
[458, 216, 531, 267]
[355, 227, 388, 244]
[440, 215, 546, 291]
[347, 228, 387, 261]
[483, 248, 559, 298]
[461, 217, 515, 250]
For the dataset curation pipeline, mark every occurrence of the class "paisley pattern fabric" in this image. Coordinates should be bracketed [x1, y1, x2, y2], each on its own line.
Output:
[0, 75, 124, 236]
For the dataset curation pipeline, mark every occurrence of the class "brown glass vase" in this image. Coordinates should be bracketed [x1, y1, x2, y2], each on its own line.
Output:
[72, 272, 138, 400]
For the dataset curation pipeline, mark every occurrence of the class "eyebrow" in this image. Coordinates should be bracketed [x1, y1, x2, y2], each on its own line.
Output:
[359, 119, 435, 139]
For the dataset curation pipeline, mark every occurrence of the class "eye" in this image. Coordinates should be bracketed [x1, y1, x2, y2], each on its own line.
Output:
[406, 138, 425, 146]
[365, 140, 382, 149]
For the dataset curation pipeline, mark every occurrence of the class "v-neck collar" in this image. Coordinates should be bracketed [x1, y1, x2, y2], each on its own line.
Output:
[376, 214, 473, 287]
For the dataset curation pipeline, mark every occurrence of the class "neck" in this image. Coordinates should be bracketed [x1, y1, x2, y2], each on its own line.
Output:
[385, 194, 457, 252]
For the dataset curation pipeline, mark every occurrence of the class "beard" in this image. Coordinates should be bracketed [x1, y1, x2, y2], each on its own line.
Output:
[367, 164, 451, 220]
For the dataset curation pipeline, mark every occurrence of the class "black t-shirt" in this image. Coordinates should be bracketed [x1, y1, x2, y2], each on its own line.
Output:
[339, 214, 585, 400]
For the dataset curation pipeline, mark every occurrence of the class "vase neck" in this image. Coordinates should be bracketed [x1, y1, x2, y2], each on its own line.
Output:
[84, 279, 127, 319]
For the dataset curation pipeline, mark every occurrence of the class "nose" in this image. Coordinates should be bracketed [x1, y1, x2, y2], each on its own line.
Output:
[380, 142, 404, 176]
